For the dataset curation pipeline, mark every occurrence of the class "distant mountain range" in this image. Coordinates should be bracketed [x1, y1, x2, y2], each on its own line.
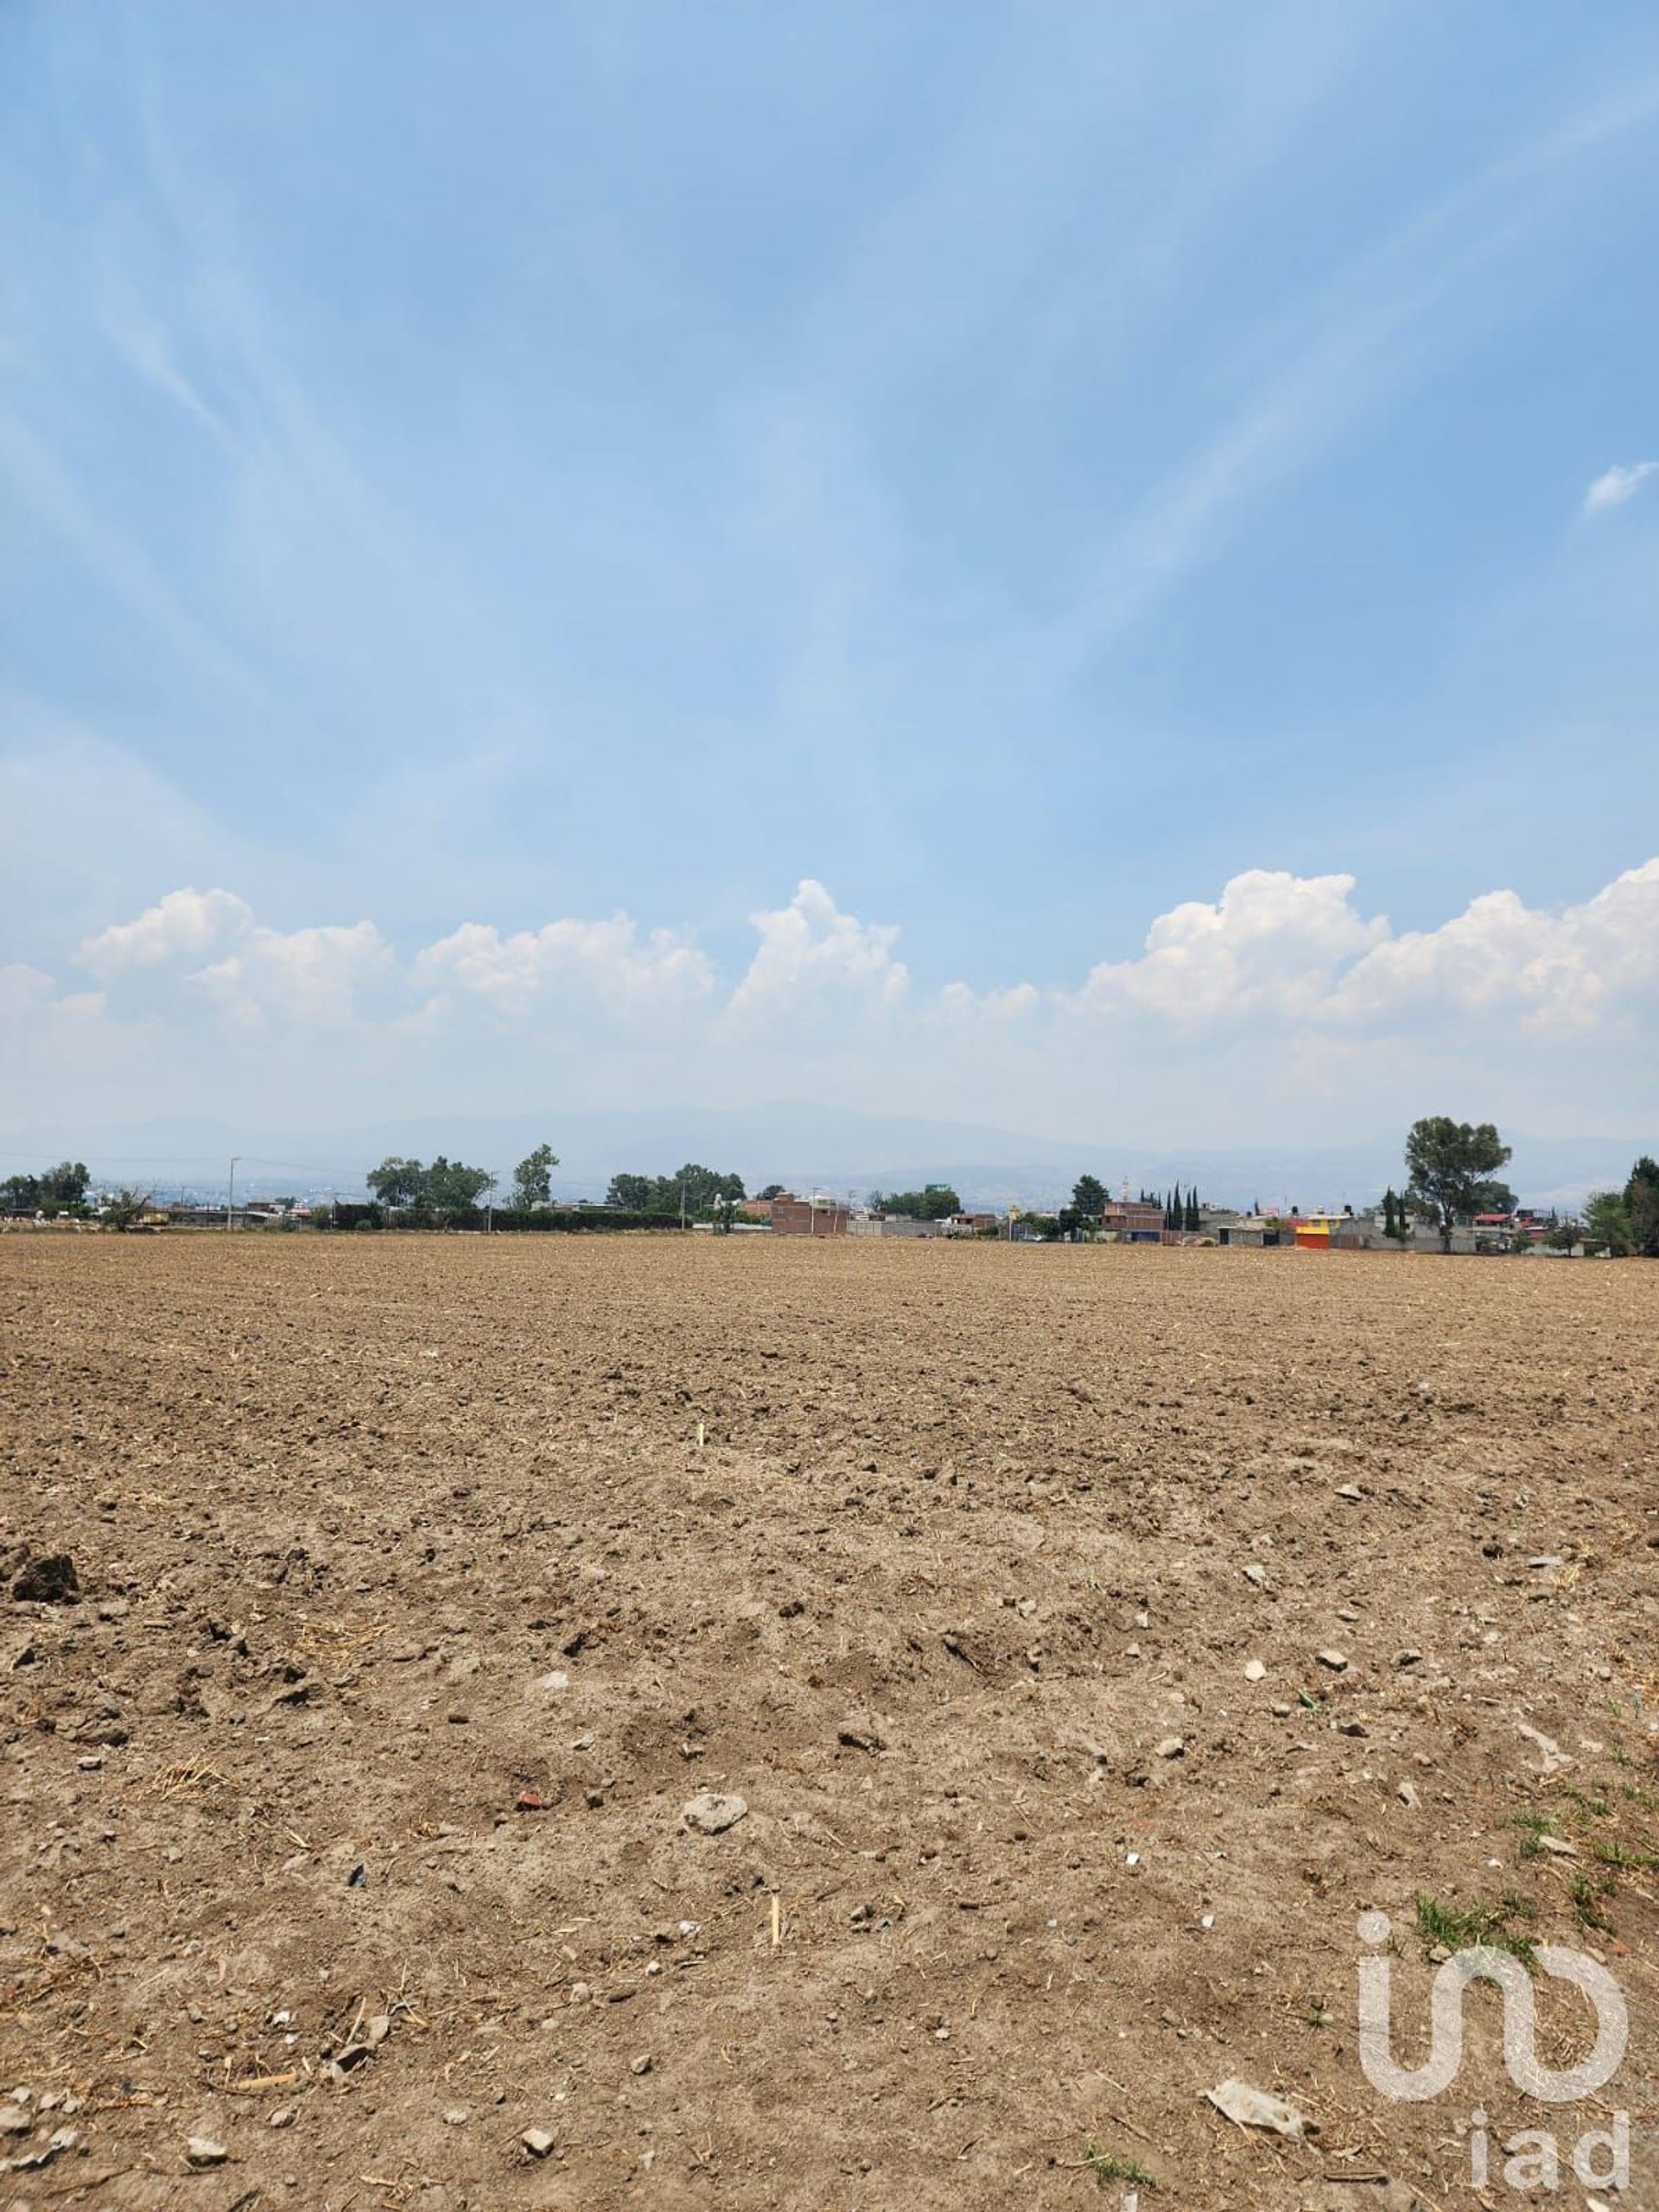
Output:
[2, 1102, 1648, 1212]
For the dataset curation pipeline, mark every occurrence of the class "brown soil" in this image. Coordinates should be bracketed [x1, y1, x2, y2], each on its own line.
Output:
[1, 1233, 1655, 2210]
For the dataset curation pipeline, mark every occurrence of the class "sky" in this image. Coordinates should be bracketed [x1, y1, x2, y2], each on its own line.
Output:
[3, 0, 1657, 1154]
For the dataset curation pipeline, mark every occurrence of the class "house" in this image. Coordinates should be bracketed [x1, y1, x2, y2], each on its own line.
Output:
[771, 1195, 849, 1236]
[1099, 1200, 1165, 1243]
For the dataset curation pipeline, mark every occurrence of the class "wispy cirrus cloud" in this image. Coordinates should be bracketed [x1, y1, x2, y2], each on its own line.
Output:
[1583, 461, 1659, 512]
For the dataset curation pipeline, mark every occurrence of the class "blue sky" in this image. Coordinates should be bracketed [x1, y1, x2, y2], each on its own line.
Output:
[3, 1, 1657, 1147]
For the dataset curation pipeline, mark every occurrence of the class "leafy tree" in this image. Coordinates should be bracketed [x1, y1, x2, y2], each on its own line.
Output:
[41, 1160, 90, 1206]
[367, 1155, 428, 1209]
[1184, 1185, 1201, 1232]
[423, 1156, 493, 1211]
[1403, 1116, 1513, 1253]
[671, 1163, 747, 1217]
[1583, 1190, 1634, 1257]
[1469, 1178, 1518, 1215]
[760, 1184, 785, 1202]
[1071, 1174, 1108, 1220]
[512, 1143, 559, 1210]
[603, 1164, 745, 1220]
[1546, 1218, 1580, 1253]
[1623, 1155, 1659, 1258]
[883, 1185, 961, 1221]
[1, 1173, 41, 1214]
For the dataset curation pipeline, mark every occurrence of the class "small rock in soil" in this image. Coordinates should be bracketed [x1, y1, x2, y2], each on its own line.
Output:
[185, 2136, 229, 2167]
[522, 2127, 556, 2158]
[683, 1789, 747, 1834]
[1206, 2077, 1310, 2140]
[1316, 1649, 1349, 1671]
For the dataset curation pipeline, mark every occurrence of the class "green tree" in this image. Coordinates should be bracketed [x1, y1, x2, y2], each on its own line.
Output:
[1469, 1178, 1518, 1215]
[670, 1163, 747, 1219]
[884, 1185, 961, 1220]
[1583, 1190, 1634, 1257]
[423, 1156, 493, 1211]
[606, 1173, 656, 1211]
[367, 1155, 427, 1209]
[1184, 1185, 1201, 1232]
[603, 1165, 745, 1219]
[1071, 1174, 1108, 1221]
[2, 1173, 41, 1214]
[41, 1160, 90, 1209]
[1403, 1116, 1513, 1253]
[512, 1143, 559, 1210]
[1623, 1155, 1659, 1258]
[760, 1184, 785, 1201]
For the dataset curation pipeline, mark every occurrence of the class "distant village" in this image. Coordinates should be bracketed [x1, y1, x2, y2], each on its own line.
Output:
[740, 1189, 1584, 1253]
[7, 1122, 1655, 1255]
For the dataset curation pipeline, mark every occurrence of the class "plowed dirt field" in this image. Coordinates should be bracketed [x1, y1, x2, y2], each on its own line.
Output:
[2, 1232, 1655, 2209]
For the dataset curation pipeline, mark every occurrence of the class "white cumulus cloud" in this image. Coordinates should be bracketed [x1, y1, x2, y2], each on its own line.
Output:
[728, 878, 909, 1020]
[412, 917, 715, 1022]
[1071, 868, 1389, 1021]
[189, 920, 395, 1030]
[1335, 857, 1659, 1027]
[79, 886, 254, 976]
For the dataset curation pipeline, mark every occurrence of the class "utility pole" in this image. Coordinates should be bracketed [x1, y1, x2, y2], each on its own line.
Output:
[226, 1156, 238, 1234]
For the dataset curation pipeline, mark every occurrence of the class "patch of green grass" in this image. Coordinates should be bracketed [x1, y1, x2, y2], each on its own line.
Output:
[1560, 1784, 1612, 1820]
[1511, 1812, 1559, 1860]
[1618, 1783, 1659, 1812]
[1086, 2145, 1159, 2191]
[1591, 1838, 1657, 1872]
[1414, 1892, 1537, 1967]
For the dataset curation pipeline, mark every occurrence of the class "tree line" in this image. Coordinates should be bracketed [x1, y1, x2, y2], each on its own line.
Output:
[1, 1160, 90, 1217]
[604, 1165, 747, 1218]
